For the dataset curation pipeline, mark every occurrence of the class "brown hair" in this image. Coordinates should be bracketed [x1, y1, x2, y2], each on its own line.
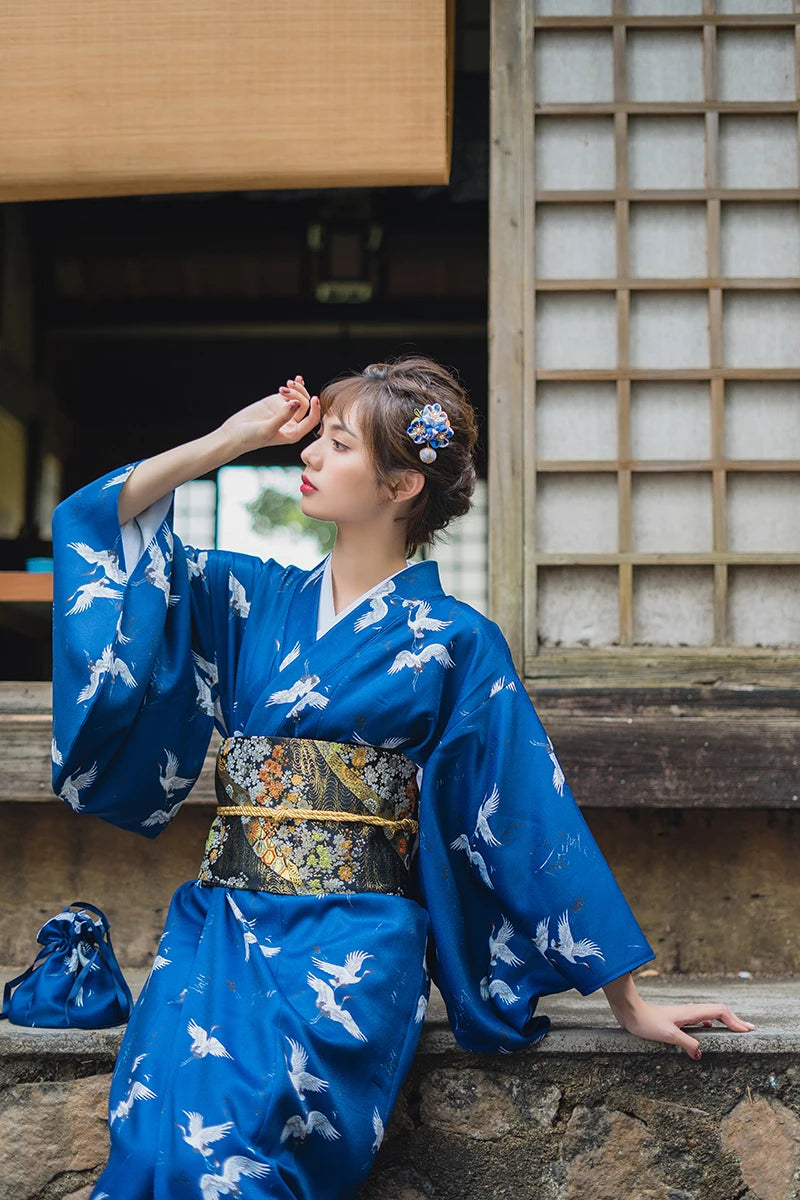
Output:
[319, 356, 478, 555]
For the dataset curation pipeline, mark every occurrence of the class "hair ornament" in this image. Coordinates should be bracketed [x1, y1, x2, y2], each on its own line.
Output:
[406, 403, 454, 464]
[363, 363, 388, 380]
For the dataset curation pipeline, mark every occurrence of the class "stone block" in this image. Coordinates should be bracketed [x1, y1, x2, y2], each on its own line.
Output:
[720, 1095, 800, 1200]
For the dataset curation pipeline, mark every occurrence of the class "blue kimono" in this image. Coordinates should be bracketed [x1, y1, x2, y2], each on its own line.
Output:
[51, 464, 654, 1200]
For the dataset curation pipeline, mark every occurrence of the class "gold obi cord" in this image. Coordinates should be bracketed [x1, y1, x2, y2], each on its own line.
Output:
[198, 735, 420, 897]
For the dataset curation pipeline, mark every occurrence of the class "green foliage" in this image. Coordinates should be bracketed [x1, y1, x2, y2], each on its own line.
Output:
[246, 487, 336, 553]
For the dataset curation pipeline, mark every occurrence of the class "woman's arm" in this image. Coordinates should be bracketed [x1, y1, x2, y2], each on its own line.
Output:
[118, 377, 319, 525]
[603, 972, 754, 1059]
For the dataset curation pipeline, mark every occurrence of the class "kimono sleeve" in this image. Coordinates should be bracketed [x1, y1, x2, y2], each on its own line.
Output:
[50, 462, 267, 836]
[417, 627, 655, 1053]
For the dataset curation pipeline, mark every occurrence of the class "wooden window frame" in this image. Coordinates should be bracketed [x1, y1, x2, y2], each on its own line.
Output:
[489, 0, 800, 688]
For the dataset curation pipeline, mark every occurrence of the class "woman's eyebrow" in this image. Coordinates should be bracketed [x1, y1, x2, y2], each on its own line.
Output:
[328, 418, 358, 439]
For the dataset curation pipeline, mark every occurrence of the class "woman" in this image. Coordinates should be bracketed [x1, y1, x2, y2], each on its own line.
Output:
[52, 357, 752, 1200]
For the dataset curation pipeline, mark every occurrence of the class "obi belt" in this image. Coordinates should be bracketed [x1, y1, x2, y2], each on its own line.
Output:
[199, 735, 420, 898]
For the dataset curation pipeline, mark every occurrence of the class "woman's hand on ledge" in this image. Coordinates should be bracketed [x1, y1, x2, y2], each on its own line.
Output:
[602, 972, 755, 1059]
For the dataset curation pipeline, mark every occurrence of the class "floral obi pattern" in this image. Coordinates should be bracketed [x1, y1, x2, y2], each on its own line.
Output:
[199, 735, 420, 897]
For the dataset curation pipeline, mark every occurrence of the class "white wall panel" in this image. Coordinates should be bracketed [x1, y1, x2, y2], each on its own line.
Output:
[538, 567, 619, 647]
[723, 294, 800, 368]
[630, 383, 711, 460]
[535, 32, 614, 103]
[716, 1, 794, 17]
[535, 118, 616, 190]
[725, 383, 800, 460]
[536, 205, 616, 279]
[537, 474, 618, 552]
[633, 566, 714, 645]
[629, 204, 706, 277]
[628, 117, 706, 189]
[729, 568, 800, 647]
[627, 31, 704, 102]
[632, 474, 713, 552]
[626, 0, 702, 11]
[536, 293, 617, 368]
[719, 117, 799, 189]
[630, 293, 709, 368]
[727, 474, 800, 552]
[717, 30, 795, 101]
[721, 204, 800, 278]
[536, 383, 618, 460]
[535, 0, 612, 13]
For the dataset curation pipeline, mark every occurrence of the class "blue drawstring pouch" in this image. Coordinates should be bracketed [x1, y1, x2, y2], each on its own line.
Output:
[1, 902, 132, 1029]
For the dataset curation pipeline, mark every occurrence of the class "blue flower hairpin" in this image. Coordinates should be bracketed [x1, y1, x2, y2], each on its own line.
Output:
[406, 403, 454, 464]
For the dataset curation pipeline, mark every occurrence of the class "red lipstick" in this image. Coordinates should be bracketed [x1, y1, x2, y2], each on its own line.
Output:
[300, 475, 317, 495]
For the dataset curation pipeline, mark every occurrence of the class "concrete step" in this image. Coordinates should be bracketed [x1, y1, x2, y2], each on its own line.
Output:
[1, 973, 798, 1200]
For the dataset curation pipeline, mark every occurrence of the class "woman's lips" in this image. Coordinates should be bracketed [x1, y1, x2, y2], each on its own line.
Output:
[300, 475, 317, 495]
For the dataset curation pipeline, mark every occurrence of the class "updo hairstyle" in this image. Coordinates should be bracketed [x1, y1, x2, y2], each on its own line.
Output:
[318, 355, 478, 555]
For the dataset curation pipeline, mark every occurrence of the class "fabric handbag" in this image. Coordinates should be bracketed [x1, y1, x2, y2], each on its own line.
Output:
[1, 901, 132, 1029]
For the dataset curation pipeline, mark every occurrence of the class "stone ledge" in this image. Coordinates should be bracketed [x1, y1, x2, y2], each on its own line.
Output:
[1, 974, 799, 1200]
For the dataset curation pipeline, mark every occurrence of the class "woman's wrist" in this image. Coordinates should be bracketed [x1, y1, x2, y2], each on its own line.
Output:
[602, 972, 646, 1029]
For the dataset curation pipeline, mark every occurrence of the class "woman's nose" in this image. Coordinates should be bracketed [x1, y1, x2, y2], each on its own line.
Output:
[300, 440, 318, 467]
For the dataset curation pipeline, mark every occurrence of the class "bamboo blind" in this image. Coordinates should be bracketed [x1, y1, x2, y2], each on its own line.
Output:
[0, 1, 453, 201]
[499, 1, 800, 674]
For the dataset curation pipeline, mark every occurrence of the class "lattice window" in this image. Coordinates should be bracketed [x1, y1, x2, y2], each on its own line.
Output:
[522, 0, 800, 667]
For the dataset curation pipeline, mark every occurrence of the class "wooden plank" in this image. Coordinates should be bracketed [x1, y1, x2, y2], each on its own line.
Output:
[535, 103, 800, 116]
[488, 0, 529, 668]
[534, 15, 800, 30]
[536, 367, 800, 381]
[534, 278, 800, 290]
[535, 460, 800, 472]
[0, 572, 53, 602]
[540, 710, 800, 808]
[4, 682, 798, 810]
[536, 190, 800, 203]
[525, 647, 800, 687]
[534, 552, 800, 566]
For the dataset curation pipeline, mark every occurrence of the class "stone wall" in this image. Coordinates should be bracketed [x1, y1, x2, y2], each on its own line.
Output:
[2, 1012, 798, 1200]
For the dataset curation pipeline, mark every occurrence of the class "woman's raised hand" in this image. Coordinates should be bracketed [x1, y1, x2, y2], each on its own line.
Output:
[217, 375, 321, 456]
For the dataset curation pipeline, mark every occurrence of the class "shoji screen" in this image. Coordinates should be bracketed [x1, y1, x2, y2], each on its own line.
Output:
[521, 0, 800, 674]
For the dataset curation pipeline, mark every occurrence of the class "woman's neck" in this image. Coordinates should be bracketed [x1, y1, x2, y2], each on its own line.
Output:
[329, 526, 409, 614]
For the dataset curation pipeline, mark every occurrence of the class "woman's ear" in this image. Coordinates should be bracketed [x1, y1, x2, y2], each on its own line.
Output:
[389, 469, 426, 505]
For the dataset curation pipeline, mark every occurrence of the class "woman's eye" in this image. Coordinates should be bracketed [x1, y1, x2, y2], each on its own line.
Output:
[331, 440, 347, 451]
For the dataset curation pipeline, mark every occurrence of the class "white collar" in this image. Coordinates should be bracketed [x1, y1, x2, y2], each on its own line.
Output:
[316, 555, 413, 639]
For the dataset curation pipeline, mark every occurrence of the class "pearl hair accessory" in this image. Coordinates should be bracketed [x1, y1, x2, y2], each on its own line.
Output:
[406, 403, 454, 464]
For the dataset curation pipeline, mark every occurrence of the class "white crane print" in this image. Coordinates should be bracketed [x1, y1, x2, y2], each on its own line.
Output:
[110, 1080, 157, 1124]
[310, 950, 373, 989]
[185, 1019, 233, 1062]
[192, 651, 219, 690]
[354, 579, 396, 632]
[228, 571, 250, 618]
[279, 640, 301, 672]
[225, 893, 281, 962]
[284, 1037, 330, 1101]
[58, 763, 98, 813]
[51, 736, 63, 766]
[141, 798, 186, 829]
[179, 1110, 234, 1158]
[194, 668, 215, 717]
[532, 917, 551, 957]
[159, 750, 194, 800]
[552, 911, 605, 965]
[66, 577, 124, 615]
[280, 1111, 341, 1144]
[388, 643, 454, 681]
[187, 549, 208, 581]
[479, 977, 521, 1006]
[300, 558, 327, 592]
[199, 1156, 270, 1198]
[67, 541, 128, 585]
[449, 834, 494, 890]
[489, 676, 518, 697]
[114, 610, 131, 646]
[144, 541, 177, 605]
[307, 974, 367, 1042]
[401, 598, 451, 640]
[267, 673, 329, 718]
[371, 1108, 384, 1153]
[473, 784, 502, 847]
[414, 993, 428, 1023]
[489, 917, 523, 967]
[102, 466, 135, 490]
[531, 735, 566, 797]
[77, 644, 136, 704]
[352, 731, 408, 750]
